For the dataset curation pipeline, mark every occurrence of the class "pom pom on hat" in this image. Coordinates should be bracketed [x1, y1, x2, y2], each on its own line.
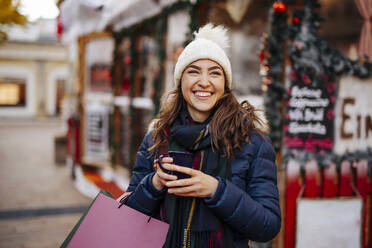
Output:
[194, 23, 230, 51]
[174, 23, 232, 88]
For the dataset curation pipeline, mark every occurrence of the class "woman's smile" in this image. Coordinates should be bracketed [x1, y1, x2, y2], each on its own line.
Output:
[194, 91, 213, 97]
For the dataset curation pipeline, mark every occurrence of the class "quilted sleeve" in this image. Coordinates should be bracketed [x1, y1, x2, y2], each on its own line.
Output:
[204, 135, 281, 242]
[125, 132, 167, 215]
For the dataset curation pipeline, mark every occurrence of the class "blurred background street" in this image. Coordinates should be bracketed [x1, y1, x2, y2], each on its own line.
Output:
[0, 118, 91, 247]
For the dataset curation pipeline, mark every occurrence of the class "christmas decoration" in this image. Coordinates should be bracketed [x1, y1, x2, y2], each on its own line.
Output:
[57, 15, 63, 39]
[273, 1, 287, 13]
[263, 0, 372, 152]
[261, 4, 288, 151]
[292, 16, 300, 24]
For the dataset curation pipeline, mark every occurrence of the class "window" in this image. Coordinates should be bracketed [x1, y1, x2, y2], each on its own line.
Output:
[0, 78, 26, 107]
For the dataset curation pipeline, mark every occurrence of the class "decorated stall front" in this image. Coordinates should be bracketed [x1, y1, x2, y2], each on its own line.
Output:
[261, 0, 372, 247]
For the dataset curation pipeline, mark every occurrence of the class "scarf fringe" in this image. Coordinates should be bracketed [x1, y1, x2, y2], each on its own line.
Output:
[182, 230, 222, 248]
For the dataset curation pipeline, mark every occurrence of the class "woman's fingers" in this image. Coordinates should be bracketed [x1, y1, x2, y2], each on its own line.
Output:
[157, 165, 177, 180]
[168, 185, 198, 195]
[165, 177, 195, 188]
[160, 157, 173, 164]
[162, 163, 197, 177]
[165, 169, 219, 198]
[157, 161, 218, 198]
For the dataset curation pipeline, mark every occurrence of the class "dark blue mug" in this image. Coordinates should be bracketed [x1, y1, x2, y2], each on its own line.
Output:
[158, 151, 194, 179]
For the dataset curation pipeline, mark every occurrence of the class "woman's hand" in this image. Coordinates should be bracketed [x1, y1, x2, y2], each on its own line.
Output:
[164, 164, 219, 198]
[152, 157, 178, 191]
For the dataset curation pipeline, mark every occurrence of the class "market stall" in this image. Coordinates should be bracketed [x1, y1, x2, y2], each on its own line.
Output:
[260, 0, 372, 247]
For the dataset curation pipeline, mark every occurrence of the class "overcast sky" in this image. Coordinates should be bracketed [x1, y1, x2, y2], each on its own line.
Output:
[19, 0, 59, 21]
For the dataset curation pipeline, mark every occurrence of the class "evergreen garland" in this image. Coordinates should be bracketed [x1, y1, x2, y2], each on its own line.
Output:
[287, 0, 372, 86]
[185, 0, 202, 46]
[113, 0, 199, 116]
[262, 4, 288, 151]
[128, 31, 137, 170]
[153, 16, 167, 116]
[111, 0, 200, 169]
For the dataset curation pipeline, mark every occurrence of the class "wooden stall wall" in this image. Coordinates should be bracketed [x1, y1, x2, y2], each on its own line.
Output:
[284, 157, 371, 248]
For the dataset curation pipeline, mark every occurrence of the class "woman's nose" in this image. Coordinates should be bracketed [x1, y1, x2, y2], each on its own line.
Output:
[198, 73, 210, 87]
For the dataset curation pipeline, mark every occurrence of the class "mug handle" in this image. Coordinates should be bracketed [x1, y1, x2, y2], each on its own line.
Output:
[157, 154, 172, 175]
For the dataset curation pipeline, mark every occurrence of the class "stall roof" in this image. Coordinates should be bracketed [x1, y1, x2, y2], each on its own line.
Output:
[98, 0, 178, 32]
[60, 0, 105, 43]
[60, 0, 180, 42]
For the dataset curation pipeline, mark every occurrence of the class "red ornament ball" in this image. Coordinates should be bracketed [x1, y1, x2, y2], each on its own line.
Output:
[273, 1, 287, 13]
[259, 50, 265, 62]
[293, 17, 300, 24]
[124, 56, 131, 65]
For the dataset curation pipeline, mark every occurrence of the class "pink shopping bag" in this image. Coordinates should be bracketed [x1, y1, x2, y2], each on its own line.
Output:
[67, 193, 169, 248]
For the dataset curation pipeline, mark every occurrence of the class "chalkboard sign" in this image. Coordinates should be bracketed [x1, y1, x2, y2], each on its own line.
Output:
[84, 102, 110, 162]
[284, 69, 336, 153]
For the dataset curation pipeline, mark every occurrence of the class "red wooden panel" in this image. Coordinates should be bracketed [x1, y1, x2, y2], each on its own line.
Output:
[356, 160, 371, 248]
[369, 177, 372, 248]
[83, 170, 125, 199]
[75, 123, 81, 164]
[339, 160, 353, 197]
[66, 127, 72, 156]
[285, 160, 302, 248]
[304, 160, 321, 198]
[369, 167, 372, 248]
[94, 181, 125, 199]
[323, 161, 338, 198]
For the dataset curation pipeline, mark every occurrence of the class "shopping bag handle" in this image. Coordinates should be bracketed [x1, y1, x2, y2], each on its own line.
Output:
[118, 192, 132, 209]
[118, 192, 152, 223]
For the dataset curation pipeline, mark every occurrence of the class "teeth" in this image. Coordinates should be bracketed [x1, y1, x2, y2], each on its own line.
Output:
[195, 92, 212, 97]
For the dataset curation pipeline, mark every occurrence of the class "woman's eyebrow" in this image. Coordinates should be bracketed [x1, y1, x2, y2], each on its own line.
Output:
[208, 66, 222, 71]
[188, 65, 201, 70]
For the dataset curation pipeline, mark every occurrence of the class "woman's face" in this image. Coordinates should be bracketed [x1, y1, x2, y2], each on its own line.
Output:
[181, 59, 225, 122]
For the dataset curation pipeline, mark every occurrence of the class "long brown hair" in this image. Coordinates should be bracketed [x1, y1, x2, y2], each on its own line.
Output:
[149, 84, 266, 158]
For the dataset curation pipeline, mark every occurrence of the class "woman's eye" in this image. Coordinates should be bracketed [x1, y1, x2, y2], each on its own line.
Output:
[188, 70, 199, 74]
[210, 71, 222, 76]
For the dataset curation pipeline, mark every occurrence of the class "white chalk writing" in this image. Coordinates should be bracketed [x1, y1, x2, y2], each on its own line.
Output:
[289, 98, 329, 109]
[292, 86, 322, 98]
[289, 122, 327, 135]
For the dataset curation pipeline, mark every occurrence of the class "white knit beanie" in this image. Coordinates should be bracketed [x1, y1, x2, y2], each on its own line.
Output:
[174, 23, 232, 88]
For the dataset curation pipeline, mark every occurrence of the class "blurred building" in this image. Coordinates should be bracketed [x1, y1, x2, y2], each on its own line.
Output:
[0, 19, 69, 117]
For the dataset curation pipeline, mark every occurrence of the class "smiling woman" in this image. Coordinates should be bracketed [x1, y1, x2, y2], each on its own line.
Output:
[19, 0, 59, 21]
[119, 23, 281, 248]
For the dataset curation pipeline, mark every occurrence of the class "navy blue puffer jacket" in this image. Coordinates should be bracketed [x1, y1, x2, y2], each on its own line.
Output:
[125, 131, 281, 247]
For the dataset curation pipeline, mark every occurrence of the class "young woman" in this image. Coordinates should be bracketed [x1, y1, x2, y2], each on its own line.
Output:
[121, 24, 281, 248]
